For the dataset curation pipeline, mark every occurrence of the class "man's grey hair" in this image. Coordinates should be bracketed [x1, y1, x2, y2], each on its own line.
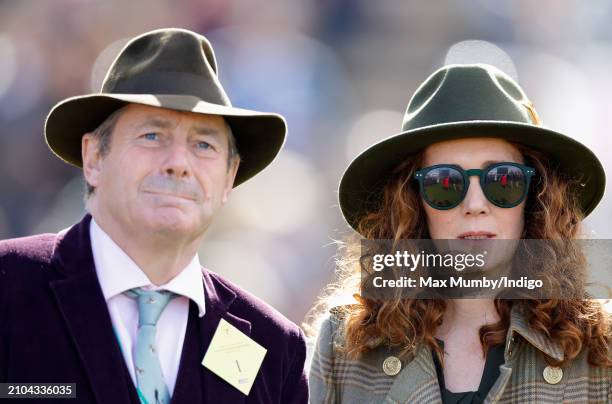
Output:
[84, 105, 240, 201]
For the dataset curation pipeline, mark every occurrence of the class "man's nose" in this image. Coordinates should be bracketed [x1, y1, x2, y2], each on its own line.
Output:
[162, 141, 191, 178]
[461, 176, 490, 215]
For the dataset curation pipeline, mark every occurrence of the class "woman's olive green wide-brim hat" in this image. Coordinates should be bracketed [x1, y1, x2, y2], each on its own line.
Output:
[339, 64, 606, 232]
[45, 28, 286, 188]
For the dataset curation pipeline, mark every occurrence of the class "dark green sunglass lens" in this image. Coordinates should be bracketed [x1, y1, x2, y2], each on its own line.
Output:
[483, 165, 526, 206]
[423, 167, 464, 208]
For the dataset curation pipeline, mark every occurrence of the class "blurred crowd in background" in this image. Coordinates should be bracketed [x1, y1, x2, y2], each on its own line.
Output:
[1, 0, 612, 325]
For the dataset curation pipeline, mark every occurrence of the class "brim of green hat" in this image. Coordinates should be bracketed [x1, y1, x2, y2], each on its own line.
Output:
[339, 120, 606, 232]
[44, 93, 287, 187]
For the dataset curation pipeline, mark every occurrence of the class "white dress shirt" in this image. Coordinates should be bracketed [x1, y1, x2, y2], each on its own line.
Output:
[89, 218, 206, 395]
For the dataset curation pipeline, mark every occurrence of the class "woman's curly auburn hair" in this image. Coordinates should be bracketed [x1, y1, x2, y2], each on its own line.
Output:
[305, 142, 611, 368]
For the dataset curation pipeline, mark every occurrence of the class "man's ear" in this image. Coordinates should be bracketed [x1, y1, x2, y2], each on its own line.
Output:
[82, 133, 103, 188]
[221, 158, 240, 204]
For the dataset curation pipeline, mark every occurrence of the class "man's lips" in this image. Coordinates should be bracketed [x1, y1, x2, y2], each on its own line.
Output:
[457, 231, 497, 239]
[143, 190, 197, 201]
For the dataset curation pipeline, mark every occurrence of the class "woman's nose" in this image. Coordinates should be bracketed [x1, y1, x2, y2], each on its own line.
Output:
[461, 176, 490, 215]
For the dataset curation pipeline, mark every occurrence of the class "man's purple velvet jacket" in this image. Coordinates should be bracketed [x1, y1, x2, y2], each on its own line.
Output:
[0, 214, 308, 403]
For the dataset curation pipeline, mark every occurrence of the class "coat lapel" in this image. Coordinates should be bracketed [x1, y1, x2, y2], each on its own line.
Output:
[384, 345, 442, 403]
[171, 268, 250, 403]
[48, 214, 138, 404]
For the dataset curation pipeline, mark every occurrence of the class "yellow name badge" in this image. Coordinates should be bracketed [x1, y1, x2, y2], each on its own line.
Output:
[202, 318, 267, 395]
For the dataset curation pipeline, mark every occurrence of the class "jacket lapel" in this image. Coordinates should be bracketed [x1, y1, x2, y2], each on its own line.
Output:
[483, 364, 512, 403]
[48, 214, 138, 404]
[384, 344, 442, 403]
[171, 268, 250, 403]
[505, 304, 564, 362]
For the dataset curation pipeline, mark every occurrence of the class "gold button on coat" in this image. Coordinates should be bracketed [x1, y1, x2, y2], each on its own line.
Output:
[382, 356, 401, 376]
[543, 365, 563, 384]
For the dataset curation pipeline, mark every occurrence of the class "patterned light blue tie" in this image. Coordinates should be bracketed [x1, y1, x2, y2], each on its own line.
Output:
[125, 287, 177, 404]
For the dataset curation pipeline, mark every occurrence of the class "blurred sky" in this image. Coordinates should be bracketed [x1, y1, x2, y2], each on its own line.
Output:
[1, 0, 611, 324]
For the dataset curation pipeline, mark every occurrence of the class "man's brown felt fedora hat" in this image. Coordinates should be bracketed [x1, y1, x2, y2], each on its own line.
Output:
[45, 27, 286, 187]
[339, 63, 606, 232]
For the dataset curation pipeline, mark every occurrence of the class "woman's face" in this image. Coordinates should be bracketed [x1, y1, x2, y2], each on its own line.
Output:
[421, 137, 525, 240]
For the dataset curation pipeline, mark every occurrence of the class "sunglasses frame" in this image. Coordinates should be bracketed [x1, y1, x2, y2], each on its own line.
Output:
[414, 162, 536, 210]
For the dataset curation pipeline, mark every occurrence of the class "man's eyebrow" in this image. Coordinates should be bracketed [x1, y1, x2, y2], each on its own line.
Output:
[192, 126, 222, 136]
[136, 117, 223, 136]
[136, 117, 173, 130]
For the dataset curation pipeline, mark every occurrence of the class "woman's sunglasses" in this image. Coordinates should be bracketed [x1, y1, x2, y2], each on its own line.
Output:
[414, 162, 536, 210]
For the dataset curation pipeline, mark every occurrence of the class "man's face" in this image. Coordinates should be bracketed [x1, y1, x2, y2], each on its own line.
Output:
[83, 103, 238, 241]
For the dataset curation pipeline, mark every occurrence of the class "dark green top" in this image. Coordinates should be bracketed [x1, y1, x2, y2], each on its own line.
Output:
[432, 339, 505, 404]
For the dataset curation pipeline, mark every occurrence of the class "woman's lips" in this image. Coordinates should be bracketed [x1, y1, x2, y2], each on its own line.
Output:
[457, 231, 496, 239]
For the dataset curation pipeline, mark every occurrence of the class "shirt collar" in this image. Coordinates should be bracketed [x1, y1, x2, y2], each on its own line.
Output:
[89, 217, 206, 317]
[505, 303, 564, 362]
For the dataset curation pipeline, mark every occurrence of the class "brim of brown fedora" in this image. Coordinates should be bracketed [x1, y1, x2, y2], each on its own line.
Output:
[45, 93, 287, 187]
[339, 120, 606, 232]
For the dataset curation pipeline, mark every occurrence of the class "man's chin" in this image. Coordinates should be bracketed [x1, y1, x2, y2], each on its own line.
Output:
[142, 212, 201, 237]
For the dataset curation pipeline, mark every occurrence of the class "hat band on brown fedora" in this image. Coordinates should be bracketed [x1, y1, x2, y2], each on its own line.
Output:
[104, 71, 231, 106]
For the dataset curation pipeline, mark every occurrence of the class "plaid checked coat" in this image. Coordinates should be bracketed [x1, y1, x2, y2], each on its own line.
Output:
[309, 304, 611, 403]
